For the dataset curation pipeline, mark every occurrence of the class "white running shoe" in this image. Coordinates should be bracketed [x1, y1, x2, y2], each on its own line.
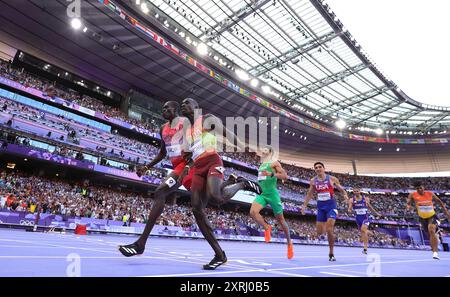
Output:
[433, 252, 440, 260]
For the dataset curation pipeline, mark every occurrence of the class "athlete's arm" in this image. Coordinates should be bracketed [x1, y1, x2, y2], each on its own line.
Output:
[301, 179, 315, 215]
[177, 158, 194, 184]
[330, 176, 349, 202]
[432, 193, 450, 219]
[347, 197, 353, 213]
[406, 193, 413, 212]
[147, 127, 167, 168]
[137, 127, 166, 176]
[366, 197, 380, 216]
[262, 161, 288, 180]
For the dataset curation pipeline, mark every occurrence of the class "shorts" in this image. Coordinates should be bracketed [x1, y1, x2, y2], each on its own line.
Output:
[171, 158, 188, 176]
[419, 215, 440, 232]
[191, 153, 224, 192]
[316, 199, 338, 222]
[356, 214, 370, 230]
[254, 191, 283, 216]
[164, 160, 193, 191]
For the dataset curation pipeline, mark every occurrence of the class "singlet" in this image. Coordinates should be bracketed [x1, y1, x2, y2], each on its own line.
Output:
[161, 117, 187, 165]
[353, 196, 368, 216]
[189, 115, 217, 161]
[412, 191, 435, 219]
[258, 162, 277, 194]
[313, 175, 334, 202]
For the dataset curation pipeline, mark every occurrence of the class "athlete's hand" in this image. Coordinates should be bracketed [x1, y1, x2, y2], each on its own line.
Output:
[301, 205, 307, 215]
[136, 165, 149, 177]
[261, 170, 271, 177]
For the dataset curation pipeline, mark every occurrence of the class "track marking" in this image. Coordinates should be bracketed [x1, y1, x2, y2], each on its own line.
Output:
[320, 271, 358, 277]
[143, 269, 265, 277]
[330, 268, 397, 277]
[261, 257, 450, 273]
[265, 270, 311, 277]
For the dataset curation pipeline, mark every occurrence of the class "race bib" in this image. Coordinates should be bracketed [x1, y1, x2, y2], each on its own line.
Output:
[418, 205, 433, 213]
[317, 192, 331, 201]
[166, 144, 181, 158]
[258, 173, 266, 181]
[190, 139, 205, 160]
[355, 208, 368, 215]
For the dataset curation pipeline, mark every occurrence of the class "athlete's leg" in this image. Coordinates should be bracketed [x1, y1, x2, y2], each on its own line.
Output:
[361, 224, 369, 251]
[191, 185, 224, 257]
[316, 221, 326, 237]
[135, 173, 180, 246]
[275, 213, 292, 245]
[206, 175, 246, 205]
[325, 218, 336, 255]
[250, 202, 270, 229]
[119, 172, 180, 256]
[428, 223, 439, 253]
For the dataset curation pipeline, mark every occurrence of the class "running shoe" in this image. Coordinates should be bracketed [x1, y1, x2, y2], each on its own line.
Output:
[203, 252, 227, 270]
[264, 225, 272, 243]
[433, 252, 440, 260]
[118, 242, 144, 257]
[287, 243, 294, 259]
[237, 177, 262, 195]
[362, 249, 368, 255]
[329, 254, 336, 261]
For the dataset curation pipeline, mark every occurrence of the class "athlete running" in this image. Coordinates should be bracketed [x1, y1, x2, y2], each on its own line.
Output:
[249, 145, 294, 259]
[407, 182, 450, 259]
[301, 162, 349, 261]
[118, 101, 193, 257]
[180, 97, 262, 270]
[347, 187, 380, 254]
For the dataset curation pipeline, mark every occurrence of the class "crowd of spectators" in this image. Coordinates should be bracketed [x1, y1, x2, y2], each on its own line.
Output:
[0, 60, 160, 133]
[222, 151, 450, 191]
[0, 169, 437, 249]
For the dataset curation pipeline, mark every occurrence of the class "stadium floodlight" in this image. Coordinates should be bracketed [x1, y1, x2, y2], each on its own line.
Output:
[83, 26, 88, 33]
[262, 85, 271, 93]
[378, 148, 382, 151]
[335, 119, 346, 129]
[197, 43, 208, 56]
[396, 147, 400, 152]
[250, 78, 259, 87]
[375, 128, 383, 135]
[141, 3, 149, 14]
[71, 18, 82, 30]
[135, 0, 141, 5]
[235, 69, 250, 81]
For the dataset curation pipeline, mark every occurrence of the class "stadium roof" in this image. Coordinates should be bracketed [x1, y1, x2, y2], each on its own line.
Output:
[140, 0, 450, 135]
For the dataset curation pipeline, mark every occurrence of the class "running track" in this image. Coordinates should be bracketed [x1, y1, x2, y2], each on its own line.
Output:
[0, 229, 449, 277]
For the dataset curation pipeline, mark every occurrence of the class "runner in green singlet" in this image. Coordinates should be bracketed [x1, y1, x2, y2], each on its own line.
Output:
[249, 146, 294, 259]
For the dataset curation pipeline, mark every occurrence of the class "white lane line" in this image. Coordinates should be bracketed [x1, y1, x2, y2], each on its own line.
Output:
[265, 270, 311, 277]
[143, 269, 265, 277]
[262, 257, 450, 273]
[320, 271, 358, 277]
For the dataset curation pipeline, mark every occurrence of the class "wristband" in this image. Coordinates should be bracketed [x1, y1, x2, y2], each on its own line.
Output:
[271, 172, 274, 177]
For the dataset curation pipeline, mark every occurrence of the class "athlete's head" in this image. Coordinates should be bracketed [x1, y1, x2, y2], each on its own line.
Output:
[353, 187, 361, 195]
[162, 101, 179, 120]
[181, 97, 199, 117]
[313, 162, 325, 175]
[414, 182, 425, 195]
[260, 145, 274, 159]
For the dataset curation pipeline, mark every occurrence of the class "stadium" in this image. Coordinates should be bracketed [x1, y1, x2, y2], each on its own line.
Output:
[0, 0, 449, 282]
